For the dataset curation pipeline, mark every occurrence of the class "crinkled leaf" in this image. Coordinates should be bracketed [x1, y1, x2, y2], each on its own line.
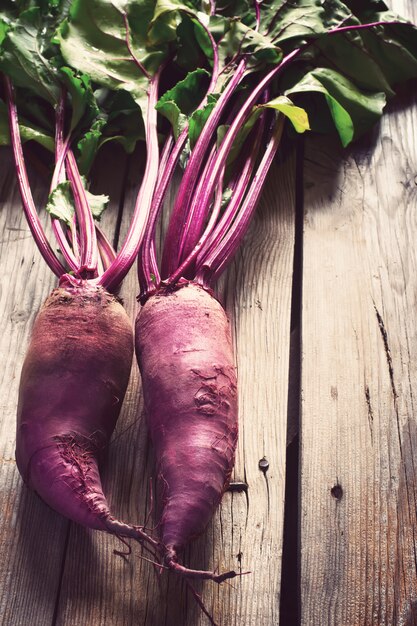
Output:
[301, 9, 417, 97]
[218, 20, 282, 71]
[148, 0, 191, 44]
[46, 179, 108, 225]
[311, 30, 394, 97]
[76, 118, 106, 175]
[84, 186, 109, 219]
[0, 7, 60, 103]
[149, 0, 216, 77]
[272, 3, 417, 87]
[57, 0, 167, 117]
[45, 181, 75, 224]
[257, 0, 348, 51]
[59, 67, 99, 132]
[355, 18, 417, 85]
[148, 0, 203, 44]
[156, 68, 210, 138]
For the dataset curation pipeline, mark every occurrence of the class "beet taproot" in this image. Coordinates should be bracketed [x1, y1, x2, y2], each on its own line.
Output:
[135, 282, 239, 579]
[16, 283, 136, 534]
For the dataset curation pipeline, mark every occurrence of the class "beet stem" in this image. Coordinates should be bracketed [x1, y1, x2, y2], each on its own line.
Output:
[202, 114, 284, 284]
[98, 73, 161, 293]
[66, 150, 99, 277]
[4, 75, 66, 277]
[51, 91, 80, 271]
[161, 60, 247, 277]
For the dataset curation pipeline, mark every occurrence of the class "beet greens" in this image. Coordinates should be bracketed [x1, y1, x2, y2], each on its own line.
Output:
[1, 0, 416, 292]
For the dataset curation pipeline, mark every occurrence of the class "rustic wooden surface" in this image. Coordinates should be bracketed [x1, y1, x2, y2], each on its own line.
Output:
[300, 2, 417, 625]
[1, 1, 417, 623]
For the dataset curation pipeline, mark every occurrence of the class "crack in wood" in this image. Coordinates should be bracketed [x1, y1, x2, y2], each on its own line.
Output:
[51, 522, 71, 626]
[365, 384, 374, 444]
[373, 302, 398, 402]
[243, 465, 249, 530]
[373, 302, 405, 469]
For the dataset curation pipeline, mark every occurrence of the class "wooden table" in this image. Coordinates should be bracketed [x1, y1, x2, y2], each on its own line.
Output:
[1, 1, 416, 623]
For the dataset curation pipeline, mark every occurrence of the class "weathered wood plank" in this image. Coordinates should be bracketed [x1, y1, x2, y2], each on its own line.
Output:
[300, 1, 417, 623]
[0, 147, 69, 625]
[54, 143, 295, 623]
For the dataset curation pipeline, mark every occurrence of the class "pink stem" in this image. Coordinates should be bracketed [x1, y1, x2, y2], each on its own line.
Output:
[66, 150, 98, 276]
[98, 74, 160, 293]
[161, 60, 247, 277]
[121, 11, 151, 79]
[4, 76, 66, 277]
[138, 22, 220, 298]
[69, 215, 81, 261]
[198, 116, 284, 286]
[181, 18, 397, 273]
[254, 0, 261, 30]
[195, 120, 264, 270]
[175, 139, 218, 269]
[51, 94, 80, 272]
[166, 167, 225, 285]
[138, 132, 174, 293]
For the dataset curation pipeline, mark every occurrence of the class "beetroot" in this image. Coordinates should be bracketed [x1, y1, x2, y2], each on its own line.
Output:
[135, 282, 238, 579]
[16, 283, 136, 534]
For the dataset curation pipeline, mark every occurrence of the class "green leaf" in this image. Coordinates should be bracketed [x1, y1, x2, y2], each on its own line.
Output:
[258, 0, 336, 50]
[188, 93, 218, 148]
[176, 15, 209, 70]
[158, 101, 188, 140]
[148, 0, 199, 45]
[0, 99, 54, 150]
[156, 68, 210, 139]
[0, 7, 61, 104]
[76, 118, 106, 175]
[84, 184, 108, 219]
[218, 19, 282, 71]
[261, 95, 310, 133]
[0, 18, 10, 46]
[57, 0, 167, 117]
[59, 66, 99, 132]
[357, 18, 417, 86]
[46, 179, 108, 225]
[45, 181, 75, 224]
[98, 90, 144, 152]
[285, 68, 386, 146]
[221, 186, 232, 208]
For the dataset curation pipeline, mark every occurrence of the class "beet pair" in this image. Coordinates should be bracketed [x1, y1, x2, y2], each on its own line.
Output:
[17, 279, 239, 587]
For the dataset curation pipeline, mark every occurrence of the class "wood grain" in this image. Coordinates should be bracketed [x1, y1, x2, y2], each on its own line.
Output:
[300, 1, 417, 624]
[0, 147, 68, 626]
